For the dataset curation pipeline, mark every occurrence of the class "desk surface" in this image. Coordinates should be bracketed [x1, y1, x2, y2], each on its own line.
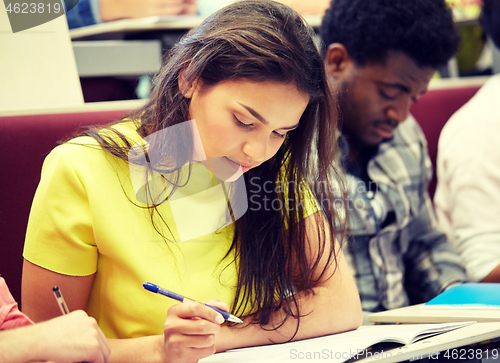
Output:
[69, 15, 322, 40]
[68, 10, 476, 40]
[370, 304, 500, 324]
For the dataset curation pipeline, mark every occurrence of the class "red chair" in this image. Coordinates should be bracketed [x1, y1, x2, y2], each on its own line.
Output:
[410, 85, 481, 198]
[0, 107, 135, 307]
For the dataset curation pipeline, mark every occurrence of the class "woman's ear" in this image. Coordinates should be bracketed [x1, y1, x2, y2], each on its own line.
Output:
[178, 70, 199, 99]
[325, 43, 353, 79]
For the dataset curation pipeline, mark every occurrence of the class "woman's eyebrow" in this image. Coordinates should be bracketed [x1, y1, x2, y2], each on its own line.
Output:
[238, 102, 269, 125]
[237, 102, 299, 130]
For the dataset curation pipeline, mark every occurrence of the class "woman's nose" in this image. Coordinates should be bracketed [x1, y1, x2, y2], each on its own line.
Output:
[242, 137, 268, 164]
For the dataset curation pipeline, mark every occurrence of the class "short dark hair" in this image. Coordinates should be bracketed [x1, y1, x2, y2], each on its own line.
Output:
[481, 0, 500, 49]
[320, 0, 460, 68]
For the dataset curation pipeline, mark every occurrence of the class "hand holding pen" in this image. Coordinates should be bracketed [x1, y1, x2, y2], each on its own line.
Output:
[144, 282, 242, 362]
[143, 282, 242, 323]
[49, 286, 111, 363]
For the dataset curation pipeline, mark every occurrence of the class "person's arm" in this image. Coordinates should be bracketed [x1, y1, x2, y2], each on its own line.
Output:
[214, 212, 363, 352]
[22, 260, 227, 363]
[22, 212, 362, 362]
[22, 261, 95, 322]
[0, 310, 110, 363]
[100, 0, 197, 22]
[482, 265, 500, 282]
[403, 193, 467, 302]
[435, 124, 500, 282]
[66, 0, 196, 29]
[272, 0, 330, 15]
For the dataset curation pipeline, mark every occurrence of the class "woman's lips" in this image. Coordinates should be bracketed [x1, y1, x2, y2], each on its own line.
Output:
[225, 157, 241, 171]
[225, 157, 253, 173]
[240, 165, 252, 173]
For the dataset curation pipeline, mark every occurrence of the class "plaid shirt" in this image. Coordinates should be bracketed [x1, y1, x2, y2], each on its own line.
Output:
[340, 116, 467, 312]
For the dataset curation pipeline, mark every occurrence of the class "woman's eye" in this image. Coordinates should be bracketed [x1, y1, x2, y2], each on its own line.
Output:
[234, 115, 286, 139]
[273, 131, 286, 139]
[234, 115, 252, 128]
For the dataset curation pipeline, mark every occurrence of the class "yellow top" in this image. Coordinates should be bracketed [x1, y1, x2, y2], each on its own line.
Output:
[24, 120, 319, 338]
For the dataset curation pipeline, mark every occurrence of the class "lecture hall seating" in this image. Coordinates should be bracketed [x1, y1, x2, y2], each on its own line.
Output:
[0, 78, 486, 307]
[410, 79, 484, 198]
[0, 101, 143, 307]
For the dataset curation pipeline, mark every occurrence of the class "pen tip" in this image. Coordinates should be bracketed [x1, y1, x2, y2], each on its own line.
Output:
[53, 286, 59, 292]
[229, 316, 244, 324]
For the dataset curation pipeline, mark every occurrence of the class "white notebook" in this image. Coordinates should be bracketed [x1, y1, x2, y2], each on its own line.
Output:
[200, 322, 473, 363]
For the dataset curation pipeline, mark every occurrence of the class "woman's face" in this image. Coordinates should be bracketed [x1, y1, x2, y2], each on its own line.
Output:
[184, 79, 310, 175]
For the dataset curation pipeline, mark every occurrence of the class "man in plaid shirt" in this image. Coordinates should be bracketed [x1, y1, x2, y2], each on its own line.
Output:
[320, 0, 468, 314]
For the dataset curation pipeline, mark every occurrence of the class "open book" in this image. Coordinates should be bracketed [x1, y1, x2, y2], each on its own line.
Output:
[200, 322, 473, 363]
[424, 283, 500, 309]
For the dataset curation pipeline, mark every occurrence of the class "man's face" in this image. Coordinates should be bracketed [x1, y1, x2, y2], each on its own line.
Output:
[331, 51, 435, 150]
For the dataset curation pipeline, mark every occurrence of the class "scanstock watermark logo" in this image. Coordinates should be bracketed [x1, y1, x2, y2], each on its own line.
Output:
[4, 0, 78, 32]
[128, 120, 248, 242]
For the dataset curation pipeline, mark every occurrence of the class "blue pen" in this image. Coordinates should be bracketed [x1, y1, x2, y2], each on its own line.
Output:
[143, 282, 243, 323]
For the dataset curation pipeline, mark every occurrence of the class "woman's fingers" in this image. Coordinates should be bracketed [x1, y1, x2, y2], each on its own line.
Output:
[171, 301, 225, 325]
[205, 299, 230, 313]
[162, 302, 225, 362]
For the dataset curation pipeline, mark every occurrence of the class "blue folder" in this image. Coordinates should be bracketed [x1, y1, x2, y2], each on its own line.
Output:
[425, 283, 500, 309]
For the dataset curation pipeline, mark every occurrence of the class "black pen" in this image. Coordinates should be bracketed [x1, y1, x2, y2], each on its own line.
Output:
[52, 286, 70, 315]
[53, 286, 89, 363]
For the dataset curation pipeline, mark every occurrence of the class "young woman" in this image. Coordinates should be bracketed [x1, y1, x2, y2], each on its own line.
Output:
[22, 1, 362, 362]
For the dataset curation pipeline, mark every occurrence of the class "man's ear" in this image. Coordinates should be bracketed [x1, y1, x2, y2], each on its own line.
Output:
[325, 43, 352, 78]
[178, 69, 199, 99]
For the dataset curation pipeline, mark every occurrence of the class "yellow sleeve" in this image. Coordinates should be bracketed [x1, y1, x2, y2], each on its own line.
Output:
[23, 144, 98, 276]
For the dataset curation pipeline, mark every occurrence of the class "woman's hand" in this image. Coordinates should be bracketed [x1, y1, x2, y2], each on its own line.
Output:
[162, 299, 229, 363]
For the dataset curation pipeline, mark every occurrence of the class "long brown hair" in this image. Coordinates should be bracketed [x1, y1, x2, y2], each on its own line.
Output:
[82, 0, 346, 338]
